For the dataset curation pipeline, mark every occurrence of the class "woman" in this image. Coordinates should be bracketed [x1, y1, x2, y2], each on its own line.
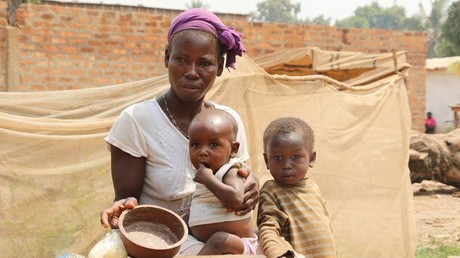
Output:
[99, 8, 259, 255]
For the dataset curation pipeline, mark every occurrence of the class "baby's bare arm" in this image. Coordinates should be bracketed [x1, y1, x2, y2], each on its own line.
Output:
[194, 164, 245, 208]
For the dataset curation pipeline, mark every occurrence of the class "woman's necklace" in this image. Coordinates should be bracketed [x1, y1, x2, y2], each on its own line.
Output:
[162, 94, 204, 138]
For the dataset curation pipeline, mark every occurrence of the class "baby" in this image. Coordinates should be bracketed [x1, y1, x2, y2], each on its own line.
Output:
[187, 108, 258, 255]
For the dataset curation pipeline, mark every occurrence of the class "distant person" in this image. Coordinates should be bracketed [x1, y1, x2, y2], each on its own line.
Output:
[425, 112, 436, 134]
[257, 117, 337, 258]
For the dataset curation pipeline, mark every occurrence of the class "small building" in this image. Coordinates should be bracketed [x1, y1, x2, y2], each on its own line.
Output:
[425, 56, 460, 133]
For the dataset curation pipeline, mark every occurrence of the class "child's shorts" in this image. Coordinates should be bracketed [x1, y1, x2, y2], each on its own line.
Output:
[178, 233, 260, 255]
[242, 234, 259, 255]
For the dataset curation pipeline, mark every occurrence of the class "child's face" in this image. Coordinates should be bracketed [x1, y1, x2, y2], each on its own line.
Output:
[189, 117, 239, 173]
[263, 130, 316, 186]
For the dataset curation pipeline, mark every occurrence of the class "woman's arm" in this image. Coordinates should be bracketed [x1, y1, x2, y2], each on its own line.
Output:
[110, 145, 146, 201]
[231, 168, 260, 215]
[100, 145, 146, 229]
[223, 106, 258, 214]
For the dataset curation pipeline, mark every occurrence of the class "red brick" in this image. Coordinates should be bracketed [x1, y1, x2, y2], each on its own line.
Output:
[62, 46, 77, 53]
[77, 47, 92, 54]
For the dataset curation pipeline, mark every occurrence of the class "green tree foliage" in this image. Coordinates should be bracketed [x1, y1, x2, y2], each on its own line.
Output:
[419, 0, 450, 57]
[439, 1, 460, 57]
[403, 16, 425, 31]
[354, 2, 406, 29]
[252, 0, 301, 23]
[335, 16, 369, 28]
[302, 15, 332, 26]
[185, 0, 209, 9]
[335, 1, 422, 31]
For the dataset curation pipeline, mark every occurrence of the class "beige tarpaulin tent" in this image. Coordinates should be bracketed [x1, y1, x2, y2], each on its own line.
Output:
[0, 47, 416, 257]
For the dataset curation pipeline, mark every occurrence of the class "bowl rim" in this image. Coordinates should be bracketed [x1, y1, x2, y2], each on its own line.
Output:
[119, 204, 189, 250]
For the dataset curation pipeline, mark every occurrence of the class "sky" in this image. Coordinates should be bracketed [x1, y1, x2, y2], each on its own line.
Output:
[64, 0, 453, 21]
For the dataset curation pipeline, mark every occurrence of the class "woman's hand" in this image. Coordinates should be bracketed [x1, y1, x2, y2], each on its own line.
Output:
[100, 197, 138, 229]
[230, 167, 260, 215]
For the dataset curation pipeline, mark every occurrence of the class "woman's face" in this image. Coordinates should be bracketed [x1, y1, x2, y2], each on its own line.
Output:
[165, 30, 224, 102]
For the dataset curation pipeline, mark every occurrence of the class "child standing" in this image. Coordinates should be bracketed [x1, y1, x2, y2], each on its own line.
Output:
[187, 108, 258, 255]
[257, 117, 337, 258]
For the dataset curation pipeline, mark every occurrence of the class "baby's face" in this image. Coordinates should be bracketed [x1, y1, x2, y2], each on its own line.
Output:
[189, 117, 237, 173]
[264, 131, 314, 186]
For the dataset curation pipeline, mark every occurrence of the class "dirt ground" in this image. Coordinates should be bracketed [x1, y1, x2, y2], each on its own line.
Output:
[412, 180, 460, 248]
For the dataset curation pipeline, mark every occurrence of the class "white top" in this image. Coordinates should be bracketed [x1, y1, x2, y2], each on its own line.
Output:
[189, 157, 252, 227]
[105, 97, 249, 217]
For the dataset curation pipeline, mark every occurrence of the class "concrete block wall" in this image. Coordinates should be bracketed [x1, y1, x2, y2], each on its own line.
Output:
[0, 2, 427, 130]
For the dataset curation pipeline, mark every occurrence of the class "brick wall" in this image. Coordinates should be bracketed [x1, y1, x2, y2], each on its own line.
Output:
[0, 2, 427, 130]
[0, 0, 7, 92]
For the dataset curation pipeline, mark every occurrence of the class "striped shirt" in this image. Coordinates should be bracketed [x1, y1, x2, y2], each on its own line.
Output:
[257, 178, 337, 258]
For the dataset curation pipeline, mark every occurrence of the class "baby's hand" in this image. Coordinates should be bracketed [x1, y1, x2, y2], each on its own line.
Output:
[193, 163, 213, 184]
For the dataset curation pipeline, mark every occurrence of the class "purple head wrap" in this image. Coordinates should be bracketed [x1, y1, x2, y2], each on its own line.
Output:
[167, 8, 246, 69]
